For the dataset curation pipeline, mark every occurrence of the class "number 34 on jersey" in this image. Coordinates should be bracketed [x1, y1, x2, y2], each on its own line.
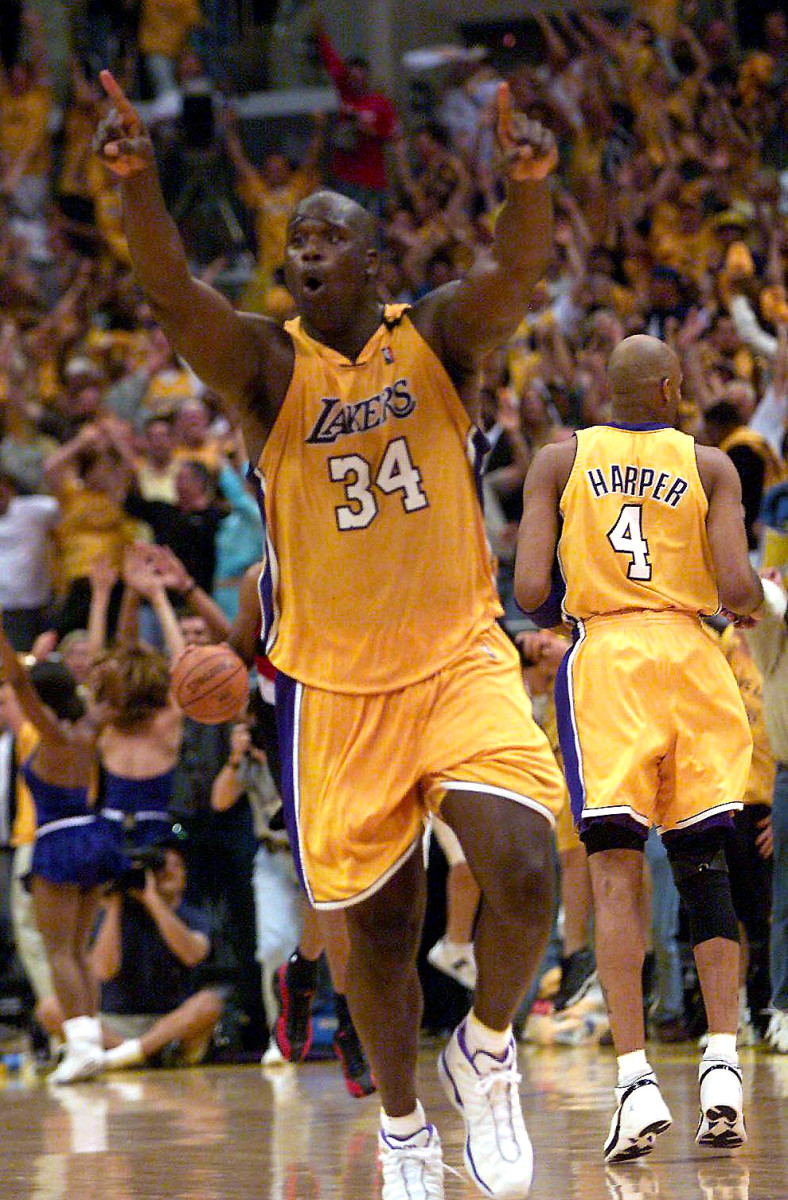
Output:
[328, 435, 428, 531]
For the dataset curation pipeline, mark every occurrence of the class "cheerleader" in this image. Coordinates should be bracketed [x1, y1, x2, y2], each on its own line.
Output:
[0, 619, 122, 1084]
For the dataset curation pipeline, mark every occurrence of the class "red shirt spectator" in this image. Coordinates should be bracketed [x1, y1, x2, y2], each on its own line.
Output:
[314, 24, 399, 199]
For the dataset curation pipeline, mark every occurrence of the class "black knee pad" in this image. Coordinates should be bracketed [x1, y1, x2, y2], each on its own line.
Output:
[665, 830, 740, 948]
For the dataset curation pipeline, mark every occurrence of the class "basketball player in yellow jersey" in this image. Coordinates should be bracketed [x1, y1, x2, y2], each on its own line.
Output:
[515, 334, 764, 1166]
[97, 71, 564, 1200]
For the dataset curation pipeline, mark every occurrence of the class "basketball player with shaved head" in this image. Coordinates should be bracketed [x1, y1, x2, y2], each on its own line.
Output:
[96, 70, 563, 1199]
[516, 334, 763, 1165]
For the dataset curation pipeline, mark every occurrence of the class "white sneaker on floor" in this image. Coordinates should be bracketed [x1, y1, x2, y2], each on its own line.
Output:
[438, 1021, 532, 1198]
[696, 1058, 746, 1148]
[766, 1009, 788, 1053]
[49, 1041, 105, 1085]
[261, 1039, 286, 1067]
[378, 1123, 444, 1200]
[604, 1073, 672, 1163]
[427, 938, 477, 990]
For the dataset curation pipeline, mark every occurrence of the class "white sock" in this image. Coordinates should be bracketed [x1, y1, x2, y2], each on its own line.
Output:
[704, 1033, 738, 1063]
[617, 1049, 651, 1086]
[63, 1016, 102, 1048]
[381, 1099, 426, 1138]
[103, 1039, 145, 1070]
[465, 1009, 512, 1057]
[443, 938, 473, 954]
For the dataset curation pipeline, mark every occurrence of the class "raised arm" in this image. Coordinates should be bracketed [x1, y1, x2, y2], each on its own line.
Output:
[412, 84, 557, 374]
[696, 447, 764, 617]
[122, 545, 186, 660]
[95, 72, 291, 452]
[86, 556, 119, 661]
[0, 618, 67, 745]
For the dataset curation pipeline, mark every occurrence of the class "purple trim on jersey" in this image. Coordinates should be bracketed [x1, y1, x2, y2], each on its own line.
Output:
[554, 640, 585, 824]
[274, 671, 307, 894]
[248, 468, 275, 648]
[662, 810, 736, 843]
[583, 812, 649, 841]
[605, 422, 672, 432]
[472, 426, 490, 510]
[517, 555, 567, 628]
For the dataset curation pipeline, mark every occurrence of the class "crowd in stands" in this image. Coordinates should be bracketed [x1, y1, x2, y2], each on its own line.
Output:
[1, 0, 788, 1066]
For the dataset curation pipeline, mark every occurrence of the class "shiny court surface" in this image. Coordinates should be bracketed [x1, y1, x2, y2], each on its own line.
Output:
[1, 1043, 787, 1200]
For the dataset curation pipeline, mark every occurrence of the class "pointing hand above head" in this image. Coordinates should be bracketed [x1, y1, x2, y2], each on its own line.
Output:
[95, 70, 154, 178]
[495, 82, 559, 182]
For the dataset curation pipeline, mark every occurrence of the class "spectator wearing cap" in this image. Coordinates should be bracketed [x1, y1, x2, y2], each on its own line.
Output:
[312, 10, 399, 212]
[0, 468, 58, 650]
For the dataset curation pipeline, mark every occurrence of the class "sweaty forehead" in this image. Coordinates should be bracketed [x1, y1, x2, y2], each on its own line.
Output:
[289, 191, 375, 239]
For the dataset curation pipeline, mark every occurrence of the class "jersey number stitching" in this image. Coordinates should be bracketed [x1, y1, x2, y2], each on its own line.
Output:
[607, 503, 652, 581]
[328, 436, 428, 531]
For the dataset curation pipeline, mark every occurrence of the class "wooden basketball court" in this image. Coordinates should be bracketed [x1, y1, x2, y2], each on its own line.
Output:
[1, 1043, 786, 1199]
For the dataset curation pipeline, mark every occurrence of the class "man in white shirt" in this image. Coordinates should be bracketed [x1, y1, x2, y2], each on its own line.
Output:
[0, 471, 59, 651]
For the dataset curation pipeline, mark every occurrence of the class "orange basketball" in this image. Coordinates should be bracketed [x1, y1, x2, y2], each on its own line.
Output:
[171, 644, 249, 724]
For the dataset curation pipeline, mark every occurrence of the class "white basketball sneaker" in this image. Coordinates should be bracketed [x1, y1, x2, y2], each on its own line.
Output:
[427, 938, 477, 990]
[438, 1021, 532, 1198]
[696, 1058, 746, 1148]
[50, 1016, 104, 1086]
[604, 1073, 672, 1163]
[378, 1123, 445, 1200]
[766, 1009, 788, 1053]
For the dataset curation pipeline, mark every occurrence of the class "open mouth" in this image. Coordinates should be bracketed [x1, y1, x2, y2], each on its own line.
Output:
[303, 274, 325, 296]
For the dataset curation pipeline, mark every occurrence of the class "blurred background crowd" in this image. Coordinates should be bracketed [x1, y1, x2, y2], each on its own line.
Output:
[1, 0, 788, 1069]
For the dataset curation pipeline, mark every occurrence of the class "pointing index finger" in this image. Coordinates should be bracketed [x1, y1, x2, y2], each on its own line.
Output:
[99, 69, 139, 123]
[496, 81, 513, 147]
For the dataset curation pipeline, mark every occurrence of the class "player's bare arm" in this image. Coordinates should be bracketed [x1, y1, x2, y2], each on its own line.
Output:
[227, 561, 264, 667]
[514, 440, 575, 611]
[695, 445, 764, 617]
[411, 83, 557, 387]
[96, 72, 293, 461]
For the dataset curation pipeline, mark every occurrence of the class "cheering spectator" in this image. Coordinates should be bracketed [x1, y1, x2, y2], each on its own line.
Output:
[311, 8, 399, 211]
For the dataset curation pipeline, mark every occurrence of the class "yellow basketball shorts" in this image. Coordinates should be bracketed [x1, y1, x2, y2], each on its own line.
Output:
[555, 611, 752, 837]
[274, 622, 564, 907]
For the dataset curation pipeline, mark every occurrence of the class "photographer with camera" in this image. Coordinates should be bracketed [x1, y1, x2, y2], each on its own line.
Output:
[93, 828, 223, 1071]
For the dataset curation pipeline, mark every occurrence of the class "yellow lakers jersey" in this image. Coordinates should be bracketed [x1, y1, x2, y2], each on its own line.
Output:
[559, 425, 719, 622]
[254, 305, 501, 693]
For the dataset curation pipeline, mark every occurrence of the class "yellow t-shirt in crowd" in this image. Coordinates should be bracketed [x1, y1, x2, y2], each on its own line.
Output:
[52, 477, 141, 591]
[237, 169, 318, 276]
[0, 83, 52, 177]
[139, 0, 202, 58]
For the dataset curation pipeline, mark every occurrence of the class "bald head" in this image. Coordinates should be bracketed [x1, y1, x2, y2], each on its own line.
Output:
[607, 335, 682, 422]
[290, 189, 378, 248]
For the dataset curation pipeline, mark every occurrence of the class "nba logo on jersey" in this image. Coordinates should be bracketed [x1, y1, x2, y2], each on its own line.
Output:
[383, 347, 394, 364]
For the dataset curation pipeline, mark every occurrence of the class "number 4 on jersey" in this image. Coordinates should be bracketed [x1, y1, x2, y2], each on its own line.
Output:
[607, 503, 652, 581]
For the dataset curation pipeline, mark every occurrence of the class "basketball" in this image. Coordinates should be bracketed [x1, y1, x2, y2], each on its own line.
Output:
[171, 644, 249, 724]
